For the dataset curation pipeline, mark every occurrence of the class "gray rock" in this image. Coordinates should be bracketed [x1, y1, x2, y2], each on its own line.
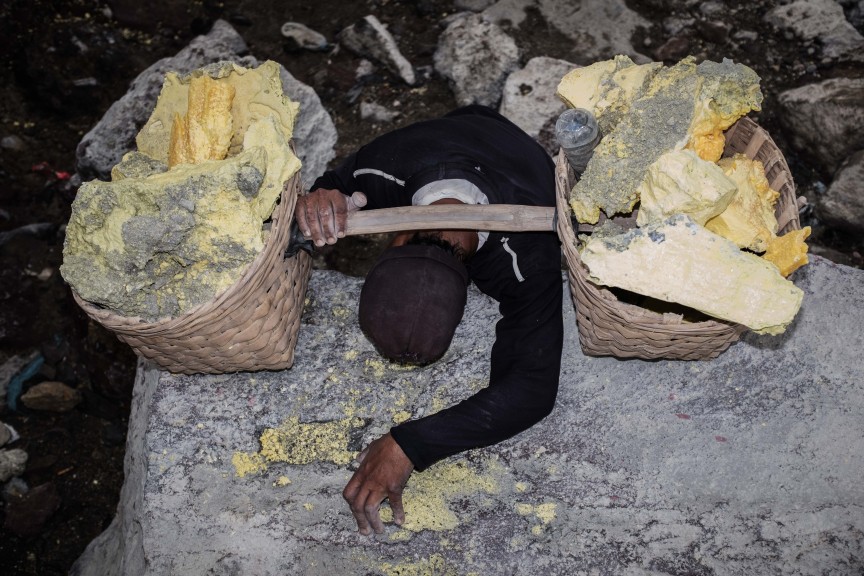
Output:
[0, 448, 27, 483]
[818, 149, 864, 234]
[498, 56, 576, 144]
[73, 257, 864, 575]
[663, 16, 696, 36]
[434, 13, 519, 107]
[0, 134, 26, 152]
[20, 381, 82, 413]
[338, 15, 416, 86]
[765, 0, 864, 61]
[280, 22, 329, 52]
[499, 56, 578, 154]
[75, 20, 250, 182]
[778, 77, 864, 176]
[482, 0, 651, 64]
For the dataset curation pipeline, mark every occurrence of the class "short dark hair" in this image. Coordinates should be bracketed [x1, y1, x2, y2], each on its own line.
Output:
[406, 231, 471, 263]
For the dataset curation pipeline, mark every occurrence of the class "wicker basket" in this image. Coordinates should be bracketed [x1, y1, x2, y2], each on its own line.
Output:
[555, 117, 802, 360]
[73, 170, 312, 375]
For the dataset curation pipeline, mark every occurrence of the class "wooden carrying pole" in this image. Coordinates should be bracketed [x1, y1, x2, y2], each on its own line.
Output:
[344, 204, 557, 235]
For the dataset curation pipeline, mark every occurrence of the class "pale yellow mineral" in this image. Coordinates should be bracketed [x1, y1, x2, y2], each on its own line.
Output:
[636, 149, 738, 227]
[763, 226, 811, 276]
[168, 74, 236, 166]
[705, 154, 779, 253]
[556, 55, 661, 133]
[580, 214, 803, 334]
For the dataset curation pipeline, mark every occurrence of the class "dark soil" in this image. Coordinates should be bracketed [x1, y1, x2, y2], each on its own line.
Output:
[0, 1, 861, 574]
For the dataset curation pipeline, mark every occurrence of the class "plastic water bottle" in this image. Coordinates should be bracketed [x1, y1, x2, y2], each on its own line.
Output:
[555, 108, 601, 175]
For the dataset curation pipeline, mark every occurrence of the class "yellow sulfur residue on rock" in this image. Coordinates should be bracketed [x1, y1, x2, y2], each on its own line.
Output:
[378, 459, 500, 532]
[705, 154, 779, 252]
[168, 74, 235, 166]
[231, 415, 362, 477]
[636, 149, 737, 227]
[379, 554, 460, 576]
[764, 226, 812, 276]
[514, 502, 557, 524]
[231, 451, 266, 478]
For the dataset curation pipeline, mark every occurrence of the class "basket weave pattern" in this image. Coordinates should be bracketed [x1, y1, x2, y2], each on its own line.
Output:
[555, 117, 801, 360]
[73, 171, 312, 374]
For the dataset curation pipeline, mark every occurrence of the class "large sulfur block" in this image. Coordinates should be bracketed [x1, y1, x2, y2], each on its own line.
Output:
[581, 214, 803, 334]
[635, 149, 737, 227]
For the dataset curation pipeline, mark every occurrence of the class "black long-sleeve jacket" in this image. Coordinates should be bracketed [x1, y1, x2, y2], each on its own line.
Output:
[311, 105, 564, 471]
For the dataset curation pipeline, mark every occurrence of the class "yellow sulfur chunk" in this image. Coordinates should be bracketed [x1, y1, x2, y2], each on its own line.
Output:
[581, 214, 803, 335]
[636, 149, 737, 227]
[705, 154, 779, 253]
[168, 74, 235, 166]
[763, 226, 811, 276]
[556, 55, 661, 134]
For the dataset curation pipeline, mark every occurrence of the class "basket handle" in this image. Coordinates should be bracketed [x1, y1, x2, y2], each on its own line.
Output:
[344, 204, 557, 235]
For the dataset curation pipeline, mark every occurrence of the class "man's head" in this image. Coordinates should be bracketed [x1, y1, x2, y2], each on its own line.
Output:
[358, 233, 471, 365]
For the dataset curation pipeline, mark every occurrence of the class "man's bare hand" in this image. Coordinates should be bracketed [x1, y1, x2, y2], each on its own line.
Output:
[343, 433, 414, 535]
[294, 188, 367, 247]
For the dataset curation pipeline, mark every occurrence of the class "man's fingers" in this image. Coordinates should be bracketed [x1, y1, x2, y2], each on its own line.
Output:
[303, 198, 326, 246]
[319, 198, 339, 245]
[388, 490, 406, 526]
[356, 447, 369, 464]
[365, 499, 386, 534]
[344, 482, 372, 536]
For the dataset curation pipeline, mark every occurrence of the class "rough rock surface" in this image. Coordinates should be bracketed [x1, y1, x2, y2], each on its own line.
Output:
[820, 149, 864, 234]
[434, 12, 520, 107]
[499, 56, 576, 140]
[765, 0, 864, 62]
[72, 258, 864, 575]
[778, 77, 864, 177]
[481, 0, 651, 63]
[74, 20, 336, 190]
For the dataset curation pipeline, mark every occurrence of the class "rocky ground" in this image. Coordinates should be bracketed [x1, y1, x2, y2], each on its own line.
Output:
[1, 0, 862, 574]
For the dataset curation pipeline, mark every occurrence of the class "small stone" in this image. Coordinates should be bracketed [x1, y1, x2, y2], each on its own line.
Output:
[0, 448, 28, 482]
[281, 22, 329, 52]
[359, 102, 400, 123]
[0, 422, 11, 447]
[3, 477, 29, 501]
[21, 381, 82, 412]
[339, 15, 416, 85]
[1, 135, 26, 151]
[3, 482, 61, 538]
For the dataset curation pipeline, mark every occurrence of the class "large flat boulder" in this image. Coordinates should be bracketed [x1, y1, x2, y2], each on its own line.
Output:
[73, 256, 864, 575]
